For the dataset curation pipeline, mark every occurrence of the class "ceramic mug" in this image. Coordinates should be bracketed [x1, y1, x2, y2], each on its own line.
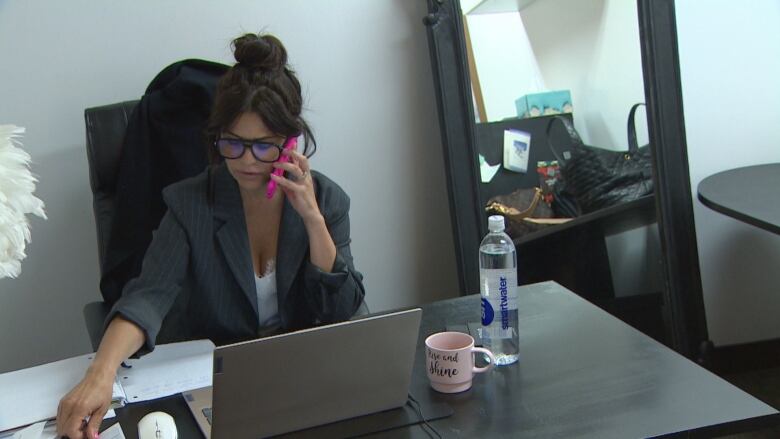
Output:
[425, 331, 495, 393]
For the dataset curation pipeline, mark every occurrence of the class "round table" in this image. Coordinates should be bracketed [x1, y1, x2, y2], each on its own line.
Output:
[697, 163, 780, 234]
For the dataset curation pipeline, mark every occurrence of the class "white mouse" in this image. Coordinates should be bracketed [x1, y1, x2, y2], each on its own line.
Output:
[137, 411, 178, 439]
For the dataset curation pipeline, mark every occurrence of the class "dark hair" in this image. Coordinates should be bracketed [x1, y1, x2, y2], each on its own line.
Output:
[206, 33, 316, 164]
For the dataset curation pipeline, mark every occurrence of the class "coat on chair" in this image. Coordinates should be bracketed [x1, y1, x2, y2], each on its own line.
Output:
[100, 59, 230, 305]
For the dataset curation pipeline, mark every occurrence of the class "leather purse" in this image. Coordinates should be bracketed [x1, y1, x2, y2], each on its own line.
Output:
[485, 187, 557, 238]
[546, 104, 653, 214]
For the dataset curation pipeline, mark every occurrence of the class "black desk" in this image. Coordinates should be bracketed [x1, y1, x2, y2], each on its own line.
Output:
[105, 282, 778, 438]
[698, 163, 780, 234]
[381, 282, 778, 438]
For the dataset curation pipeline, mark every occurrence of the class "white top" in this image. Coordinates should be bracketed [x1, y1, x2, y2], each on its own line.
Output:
[255, 259, 280, 329]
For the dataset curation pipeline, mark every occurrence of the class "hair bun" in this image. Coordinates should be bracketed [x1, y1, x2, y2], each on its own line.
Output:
[232, 33, 287, 71]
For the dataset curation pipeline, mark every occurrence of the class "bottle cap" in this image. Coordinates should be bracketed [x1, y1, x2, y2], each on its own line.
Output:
[488, 215, 505, 232]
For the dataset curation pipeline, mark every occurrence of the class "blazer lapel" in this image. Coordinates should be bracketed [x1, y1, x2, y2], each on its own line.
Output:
[212, 165, 258, 317]
[276, 197, 308, 327]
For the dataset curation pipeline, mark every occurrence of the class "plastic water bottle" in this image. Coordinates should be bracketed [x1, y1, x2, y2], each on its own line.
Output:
[479, 215, 519, 365]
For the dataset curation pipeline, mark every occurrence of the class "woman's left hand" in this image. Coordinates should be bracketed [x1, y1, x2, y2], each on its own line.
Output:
[271, 149, 323, 226]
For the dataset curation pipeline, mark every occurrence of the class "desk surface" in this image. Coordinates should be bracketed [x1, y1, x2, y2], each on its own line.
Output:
[107, 282, 778, 438]
[698, 163, 780, 234]
[388, 281, 777, 438]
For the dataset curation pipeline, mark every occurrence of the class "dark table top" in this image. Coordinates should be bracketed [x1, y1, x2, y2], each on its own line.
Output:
[374, 281, 778, 438]
[105, 282, 778, 438]
[698, 163, 780, 234]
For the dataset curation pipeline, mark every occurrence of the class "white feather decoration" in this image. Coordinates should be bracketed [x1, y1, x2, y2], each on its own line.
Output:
[0, 125, 46, 279]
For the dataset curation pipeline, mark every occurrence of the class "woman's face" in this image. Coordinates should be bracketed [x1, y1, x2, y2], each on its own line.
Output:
[221, 112, 285, 194]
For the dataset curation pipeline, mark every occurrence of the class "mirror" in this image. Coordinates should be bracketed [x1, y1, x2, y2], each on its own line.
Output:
[463, 0, 662, 341]
[424, 0, 709, 361]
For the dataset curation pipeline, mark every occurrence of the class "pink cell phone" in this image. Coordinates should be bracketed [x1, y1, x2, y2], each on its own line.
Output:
[266, 136, 298, 199]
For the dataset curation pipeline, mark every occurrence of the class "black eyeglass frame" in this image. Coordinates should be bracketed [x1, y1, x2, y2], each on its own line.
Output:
[214, 131, 287, 163]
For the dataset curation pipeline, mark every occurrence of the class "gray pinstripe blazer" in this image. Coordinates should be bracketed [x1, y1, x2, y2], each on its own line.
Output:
[106, 163, 366, 353]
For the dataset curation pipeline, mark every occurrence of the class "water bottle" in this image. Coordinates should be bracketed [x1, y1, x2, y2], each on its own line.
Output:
[479, 215, 519, 365]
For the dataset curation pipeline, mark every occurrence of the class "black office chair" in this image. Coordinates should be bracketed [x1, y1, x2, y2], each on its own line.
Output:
[83, 101, 140, 350]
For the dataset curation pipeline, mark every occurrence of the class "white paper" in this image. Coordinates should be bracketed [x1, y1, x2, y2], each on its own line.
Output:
[479, 154, 500, 183]
[10, 421, 44, 439]
[99, 422, 126, 439]
[0, 340, 213, 433]
[118, 340, 214, 403]
[0, 421, 56, 439]
[39, 423, 57, 439]
[503, 129, 531, 173]
[0, 353, 93, 432]
[110, 379, 127, 409]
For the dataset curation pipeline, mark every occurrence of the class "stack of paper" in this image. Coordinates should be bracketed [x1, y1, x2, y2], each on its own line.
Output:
[116, 339, 214, 404]
[0, 340, 214, 433]
[0, 353, 93, 433]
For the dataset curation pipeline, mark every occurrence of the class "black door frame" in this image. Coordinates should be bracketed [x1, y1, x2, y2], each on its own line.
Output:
[637, 0, 709, 361]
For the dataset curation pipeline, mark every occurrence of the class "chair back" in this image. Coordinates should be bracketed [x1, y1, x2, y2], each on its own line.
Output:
[84, 100, 139, 272]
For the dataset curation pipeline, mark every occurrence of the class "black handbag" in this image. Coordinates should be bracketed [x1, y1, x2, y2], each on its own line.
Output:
[546, 104, 653, 214]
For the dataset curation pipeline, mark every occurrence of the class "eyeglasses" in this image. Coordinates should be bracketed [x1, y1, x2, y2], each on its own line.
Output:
[214, 132, 285, 162]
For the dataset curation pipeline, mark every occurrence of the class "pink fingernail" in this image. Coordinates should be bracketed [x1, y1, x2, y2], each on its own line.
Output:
[93, 432, 99, 439]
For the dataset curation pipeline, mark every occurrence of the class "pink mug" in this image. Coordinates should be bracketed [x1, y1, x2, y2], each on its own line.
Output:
[425, 331, 495, 393]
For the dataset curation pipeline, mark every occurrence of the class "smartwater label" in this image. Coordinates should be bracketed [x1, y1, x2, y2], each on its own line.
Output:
[480, 268, 517, 331]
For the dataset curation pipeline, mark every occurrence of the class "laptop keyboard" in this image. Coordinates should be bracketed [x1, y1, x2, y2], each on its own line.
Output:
[202, 407, 213, 425]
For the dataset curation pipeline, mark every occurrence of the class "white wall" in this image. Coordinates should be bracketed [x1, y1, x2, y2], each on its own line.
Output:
[676, 1, 780, 346]
[464, 0, 648, 146]
[465, 11, 546, 121]
[521, 0, 648, 149]
[0, 0, 459, 373]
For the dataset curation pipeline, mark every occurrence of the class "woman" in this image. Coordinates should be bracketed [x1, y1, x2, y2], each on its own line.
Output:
[57, 33, 365, 439]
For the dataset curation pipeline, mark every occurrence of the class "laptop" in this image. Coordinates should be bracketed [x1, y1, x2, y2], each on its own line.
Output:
[183, 308, 422, 438]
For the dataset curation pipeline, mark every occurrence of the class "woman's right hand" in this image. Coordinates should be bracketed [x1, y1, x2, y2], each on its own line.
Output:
[56, 367, 114, 439]
[55, 316, 146, 438]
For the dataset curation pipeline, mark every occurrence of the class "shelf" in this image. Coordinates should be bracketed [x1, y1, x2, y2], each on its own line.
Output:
[513, 195, 657, 247]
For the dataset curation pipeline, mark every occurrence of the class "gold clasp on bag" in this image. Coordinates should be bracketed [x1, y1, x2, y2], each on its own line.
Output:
[485, 187, 544, 221]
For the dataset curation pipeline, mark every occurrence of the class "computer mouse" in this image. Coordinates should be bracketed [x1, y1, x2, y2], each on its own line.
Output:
[137, 411, 178, 439]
